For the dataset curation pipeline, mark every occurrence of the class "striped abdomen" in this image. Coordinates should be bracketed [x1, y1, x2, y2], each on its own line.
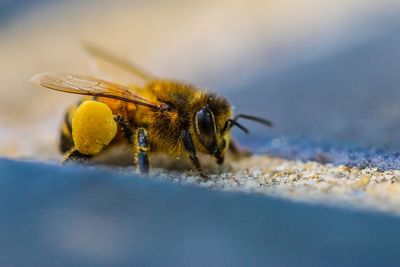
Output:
[59, 102, 79, 153]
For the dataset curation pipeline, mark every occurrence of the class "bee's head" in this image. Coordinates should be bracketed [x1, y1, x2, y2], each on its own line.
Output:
[194, 94, 273, 165]
[193, 95, 232, 165]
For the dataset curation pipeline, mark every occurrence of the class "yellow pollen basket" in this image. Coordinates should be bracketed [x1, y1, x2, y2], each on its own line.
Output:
[72, 101, 117, 155]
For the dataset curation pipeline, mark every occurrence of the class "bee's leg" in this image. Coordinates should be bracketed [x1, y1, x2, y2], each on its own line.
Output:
[114, 114, 138, 166]
[114, 115, 134, 144]
[137, 127, 150, 174]
[229, 139, 252, 159]
[115, 115, 154, 175]
[63, 148, 92, 163]
[182, 129, 208, 179]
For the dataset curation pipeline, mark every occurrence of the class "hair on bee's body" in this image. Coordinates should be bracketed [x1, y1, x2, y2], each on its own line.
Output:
[31, 45, 272, 179]
[134, 80, 232, 156]
[60, 81, 232, 156]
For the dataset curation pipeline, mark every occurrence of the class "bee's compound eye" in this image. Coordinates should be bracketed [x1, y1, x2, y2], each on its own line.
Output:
[196, 108, 214, 136]
[195, 108, 217, 153]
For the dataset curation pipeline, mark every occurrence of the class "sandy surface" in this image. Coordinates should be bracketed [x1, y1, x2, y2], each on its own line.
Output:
[140, 155, 400, 215]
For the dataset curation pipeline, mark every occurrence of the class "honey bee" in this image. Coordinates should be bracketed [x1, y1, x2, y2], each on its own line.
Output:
[30, 45, 272, 179]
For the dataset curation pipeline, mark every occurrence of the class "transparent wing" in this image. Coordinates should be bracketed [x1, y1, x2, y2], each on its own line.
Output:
[84, 43, 155, 86]
[30, 72, 165, 110]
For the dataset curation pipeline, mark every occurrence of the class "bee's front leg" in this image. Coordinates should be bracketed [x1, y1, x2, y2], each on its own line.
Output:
[182, 129, 209, 180]
[114, 114, 138, 166]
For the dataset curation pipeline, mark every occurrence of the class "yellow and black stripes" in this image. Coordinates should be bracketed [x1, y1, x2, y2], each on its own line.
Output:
[59, 103, 79, 153]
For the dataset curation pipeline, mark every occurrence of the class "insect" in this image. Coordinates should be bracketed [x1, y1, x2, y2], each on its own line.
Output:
[30, 45, 272, 179]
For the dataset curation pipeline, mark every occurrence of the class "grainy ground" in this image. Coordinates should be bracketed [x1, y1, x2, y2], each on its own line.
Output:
[142, 155, 400, 215]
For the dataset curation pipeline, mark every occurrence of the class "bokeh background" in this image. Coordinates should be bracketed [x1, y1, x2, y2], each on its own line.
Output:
[1, 0, 400, 159]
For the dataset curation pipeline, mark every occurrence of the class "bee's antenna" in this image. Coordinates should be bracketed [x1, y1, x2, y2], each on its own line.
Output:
[228, 119, 249, 134]
[226, 114, 273, 134]
[233, 114, 273, 127]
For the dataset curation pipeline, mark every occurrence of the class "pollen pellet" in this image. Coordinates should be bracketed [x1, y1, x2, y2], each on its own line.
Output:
[72, 101, 117, 155]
